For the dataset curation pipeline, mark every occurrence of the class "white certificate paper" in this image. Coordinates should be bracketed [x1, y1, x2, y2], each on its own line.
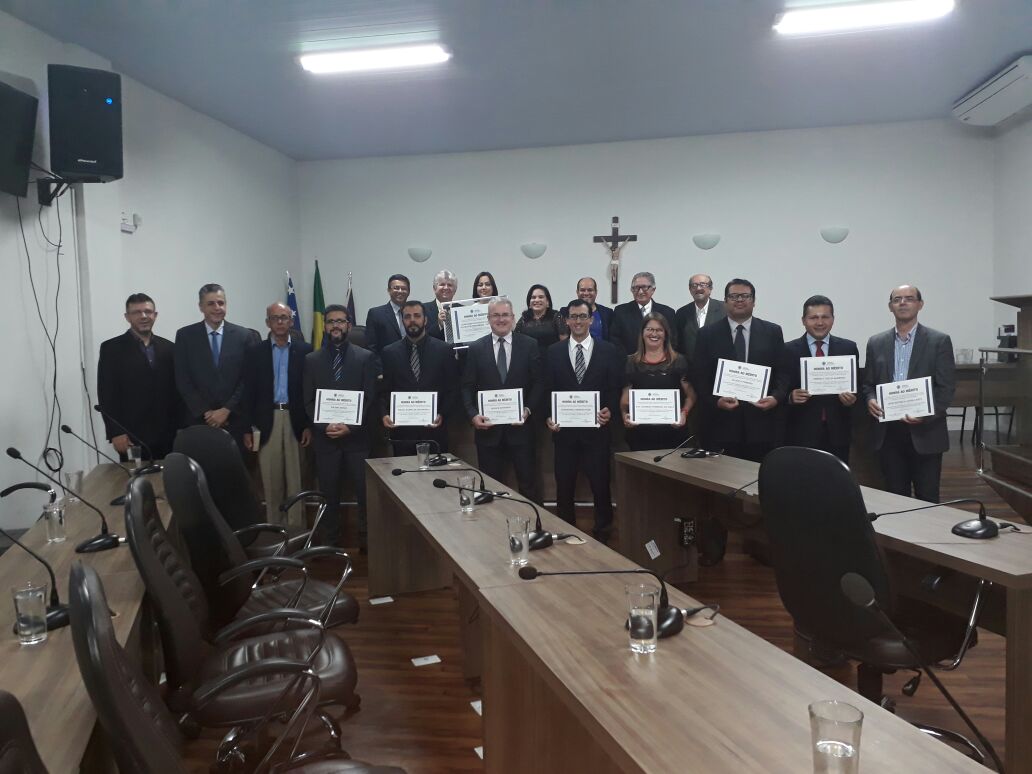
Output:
[876, 377, 935, 422]
[551, 391, 600, 428]
[315, 389, 364, 425]
[478, 388, 524, 424]
[712, 359, 771, 403]
[390, 391, 437, 427]
[800, 355, 857, 396]
[628, 389, 680, 425]
[444, 296, 505, 344]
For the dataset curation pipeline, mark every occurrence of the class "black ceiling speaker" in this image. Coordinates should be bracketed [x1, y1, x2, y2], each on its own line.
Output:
[47, 64, 122, 182]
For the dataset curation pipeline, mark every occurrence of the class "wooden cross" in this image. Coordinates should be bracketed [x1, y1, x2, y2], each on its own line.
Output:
[593, 216, 638, 304]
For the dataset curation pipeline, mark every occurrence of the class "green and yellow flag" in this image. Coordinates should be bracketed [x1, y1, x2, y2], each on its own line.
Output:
[311, 260, 325, 350]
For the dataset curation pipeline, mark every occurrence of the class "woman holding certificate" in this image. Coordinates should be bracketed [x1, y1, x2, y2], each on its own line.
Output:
[620, 314, 695, 452]
[515, 284, 568, 355]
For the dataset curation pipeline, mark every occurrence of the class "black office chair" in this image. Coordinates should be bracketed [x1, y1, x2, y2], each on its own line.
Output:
[163, 452, 359, 630]
[68, 562, 399, 774]
[759, 446, 986, 759]
[0, 691, 47, 774]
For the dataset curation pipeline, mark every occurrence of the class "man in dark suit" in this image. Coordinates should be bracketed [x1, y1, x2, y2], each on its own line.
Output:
[380, 300, 459, 456]
[364, 273, 410, 355]
[558, 277, 613, 341]
[97, 293, 179, 460]
[674, 274, 727, 363]
[242, 302, 312, 527]
[544, 298, 623, 541]
[608, 271, 678, 355]
[862, 285, 955, 503]
[783, 295, 859, 464]
[462, 297, 544, 503]
[174, 283, 259, 447]
[424, 270, 458, 340]
[304, 304, 379, 549]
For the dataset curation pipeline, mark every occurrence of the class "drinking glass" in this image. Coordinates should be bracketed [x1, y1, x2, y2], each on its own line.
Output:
[43, 502, 66, 543]
[457, 473, 476, 514]
[416, 442, 431, 470]
[626, 583, 659, 654]
[506, 515, 530, 567]
[12, 582, 48, 645]
[62, 470, 83, 503]
[809, 700, 862, 774]
[127, 445, 142, 471]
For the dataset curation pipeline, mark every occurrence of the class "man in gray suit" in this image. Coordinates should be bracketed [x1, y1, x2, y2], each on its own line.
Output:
[861, 284, 955, 502]
[674, 274, 727, 362]
[174, 283, 259, 447]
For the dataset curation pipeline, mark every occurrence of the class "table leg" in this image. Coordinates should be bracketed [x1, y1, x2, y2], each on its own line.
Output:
[1006, 586, 1032, 773]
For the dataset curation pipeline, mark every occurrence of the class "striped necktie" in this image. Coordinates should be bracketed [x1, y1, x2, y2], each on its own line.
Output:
[574, 344, 586, 384]
[410, 341, 421, 382]
[332, 346, 344, 382]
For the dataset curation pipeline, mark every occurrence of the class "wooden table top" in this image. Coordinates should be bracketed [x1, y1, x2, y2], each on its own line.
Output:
[616, 450, 1032, 589]
[0, 464, 166, 774]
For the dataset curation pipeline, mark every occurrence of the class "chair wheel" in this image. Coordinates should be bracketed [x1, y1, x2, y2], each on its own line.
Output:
[879, 696, 897, 712]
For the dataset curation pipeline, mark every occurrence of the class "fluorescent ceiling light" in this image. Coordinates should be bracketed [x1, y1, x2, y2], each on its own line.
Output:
[299, 44, 451, 74]
[774, 0, 955, 35]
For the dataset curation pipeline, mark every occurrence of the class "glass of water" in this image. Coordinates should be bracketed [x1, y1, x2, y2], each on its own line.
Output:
[43, 502, 66, 543]
[626, 583, 659, 654]
[127, 445, 143, 471]
[12, 582, 48, 645]
[506, 515, 530, 567]
[416, 442, 431, 470]
[809, 700, 862, 774]
[62, 470, 83, 503]
[457, 473, 476, 514]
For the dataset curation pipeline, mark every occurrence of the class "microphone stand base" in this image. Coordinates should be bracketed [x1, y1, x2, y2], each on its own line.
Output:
[110, 495, 126, 506]
[76, 533, 121, 553]
[45, 604, 70, 630]
[951, 518, 1000, 539]
[528, 530, 554, 551]
[473, 493, 494, 505]
[134, 464, 163, 476]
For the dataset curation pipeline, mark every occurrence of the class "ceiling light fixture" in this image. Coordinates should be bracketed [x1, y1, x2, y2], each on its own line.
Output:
[773, 0, 955, 36]
[299, 44, 451, 75]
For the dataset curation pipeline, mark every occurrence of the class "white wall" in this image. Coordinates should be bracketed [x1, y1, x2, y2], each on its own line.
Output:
[1, 9, 298, 528]
[298, 120, 996, 356]
[993, 116, 1032, 327]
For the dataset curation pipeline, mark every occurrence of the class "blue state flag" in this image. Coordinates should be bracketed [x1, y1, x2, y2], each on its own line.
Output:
[285, 271, 302, 331]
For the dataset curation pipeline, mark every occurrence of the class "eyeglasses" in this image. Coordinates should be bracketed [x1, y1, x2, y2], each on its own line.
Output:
[630, 285, 654, 292]
[567, 313, 591, 321]
[643, 328, 665, 335]
[268, 315, 292, 323]
[325, 318, 350, 327]
[689, 282, 712, 289]
[488, 312, 513, 319]
[726, 293, 754, 302]
[890, 296, 919, 304]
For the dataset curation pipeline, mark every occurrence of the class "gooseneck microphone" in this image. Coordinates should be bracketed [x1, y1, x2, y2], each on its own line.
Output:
[92, 404, 162, 475]
[868, 498, 1000, 540]
[61, 425, 132, 506]
[0, 481, 56, 503]
[0, 528, 70, 630]
[6, 448, 120, 553]
[432, 479, 564, 550]
[840, 572, 1003, 773]
[393, 466, 498, 504]
[652, 434, 697, 463]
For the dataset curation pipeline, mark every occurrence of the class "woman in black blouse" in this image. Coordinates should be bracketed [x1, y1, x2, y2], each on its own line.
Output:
[515, 284, 568, 353]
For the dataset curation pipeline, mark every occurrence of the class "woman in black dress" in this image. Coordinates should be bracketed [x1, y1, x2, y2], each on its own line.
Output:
[514, 284, 568, 354]
[620, 313, 696, 452]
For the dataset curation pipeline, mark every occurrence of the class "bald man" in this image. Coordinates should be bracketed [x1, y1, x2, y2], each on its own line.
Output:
[243, 302, 313, 526]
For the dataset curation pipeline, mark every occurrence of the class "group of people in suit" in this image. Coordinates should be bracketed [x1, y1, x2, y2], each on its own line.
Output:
[96, 269, 955, 561]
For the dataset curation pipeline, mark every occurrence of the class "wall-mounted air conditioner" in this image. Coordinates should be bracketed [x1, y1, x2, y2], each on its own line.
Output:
[952, 55, 1032, 127]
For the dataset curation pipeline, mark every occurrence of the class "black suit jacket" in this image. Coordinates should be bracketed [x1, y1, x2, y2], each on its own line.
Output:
[243, 336, 312, 441]
[543, 338, 623, 444]
[174, 321, 258, 432]
[692, 317, 790, 449]
[558, 303, 614, 340]
[378, 335, 460, 419]
[303, 342, 379, 451]
[97, 330, 179, 455]
[783, 334, 859, 449]
[462, 332, 543, 447]
[364, 302, 404, 354]
[424, 300, 446, 340]
[674, 299, 727, 362]
[608, 300, 678, 355]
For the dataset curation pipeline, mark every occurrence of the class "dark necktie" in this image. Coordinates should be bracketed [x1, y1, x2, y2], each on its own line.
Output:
[574, 344, 586, 384]
[640, 305, 648, 317]
[210, 330, 221, 366]
[332, 346, 344, 383]
[496, 337, 508, 382]
[815, 339, 827, 421]
[733, 324, 746, 361]
[397, 308, 405, 336]
[410, 342, 421, 382]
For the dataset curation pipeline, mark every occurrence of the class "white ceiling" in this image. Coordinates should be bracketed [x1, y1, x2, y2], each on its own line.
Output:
[2, 0, 1029, 161]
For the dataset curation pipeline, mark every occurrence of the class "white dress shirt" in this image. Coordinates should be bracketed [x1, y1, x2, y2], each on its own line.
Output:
[568, 334, 594, 372]
[727, 317, 753, 360]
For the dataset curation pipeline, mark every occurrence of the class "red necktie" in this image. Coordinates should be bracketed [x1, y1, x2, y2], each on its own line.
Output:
[815, 340, 826, 421]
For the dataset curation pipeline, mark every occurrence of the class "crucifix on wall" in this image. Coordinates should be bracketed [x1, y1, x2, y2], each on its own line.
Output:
[593, 216, 638, 304]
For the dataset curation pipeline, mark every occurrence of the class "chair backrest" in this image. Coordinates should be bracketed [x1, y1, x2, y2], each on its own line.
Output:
[172, 425, 261, 535]
[123, 475, 212, 689]
[758, 446, 892, 648]
[68, 562, 185, 774]
[162, 452, 252, 626]
[0, 691, 47, 774]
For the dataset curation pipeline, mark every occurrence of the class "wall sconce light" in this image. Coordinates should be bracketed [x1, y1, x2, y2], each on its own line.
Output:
[407, 247, 432, 263]
[819, 227, 849, 244]
[520, 243, 547, 260]
[691, 234, 721, 250]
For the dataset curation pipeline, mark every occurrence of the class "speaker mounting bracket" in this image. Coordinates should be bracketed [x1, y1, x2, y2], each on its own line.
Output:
[36, 178, 69, 207]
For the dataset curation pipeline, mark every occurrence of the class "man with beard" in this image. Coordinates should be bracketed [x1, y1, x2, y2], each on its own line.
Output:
[304, 304, 379, 550]
[379, 300, 459, 456]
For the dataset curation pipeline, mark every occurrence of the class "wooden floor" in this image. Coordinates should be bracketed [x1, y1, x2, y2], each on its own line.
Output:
[185, 432, 1015, 772]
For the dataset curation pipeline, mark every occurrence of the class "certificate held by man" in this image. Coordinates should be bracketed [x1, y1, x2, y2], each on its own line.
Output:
[712, 358, 771, 404]
[478, 388, 525, 425]
[315, 388, 364, 425]
[800, 355, 857, 396]
[628, 389, 680, 425]
[390, 391, 438, 427]
[876, 376, 935, 422]
[551, 391, 600, 428]
[445, 296, 503, 344]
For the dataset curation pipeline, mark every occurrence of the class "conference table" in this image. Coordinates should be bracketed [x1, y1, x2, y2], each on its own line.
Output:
[615, 450, 1032, 774]
[0, 464, 166, 773]
[367, 456, 982, 772]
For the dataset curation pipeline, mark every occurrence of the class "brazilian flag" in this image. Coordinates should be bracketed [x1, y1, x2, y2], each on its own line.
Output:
[311, 260, 325, 350]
